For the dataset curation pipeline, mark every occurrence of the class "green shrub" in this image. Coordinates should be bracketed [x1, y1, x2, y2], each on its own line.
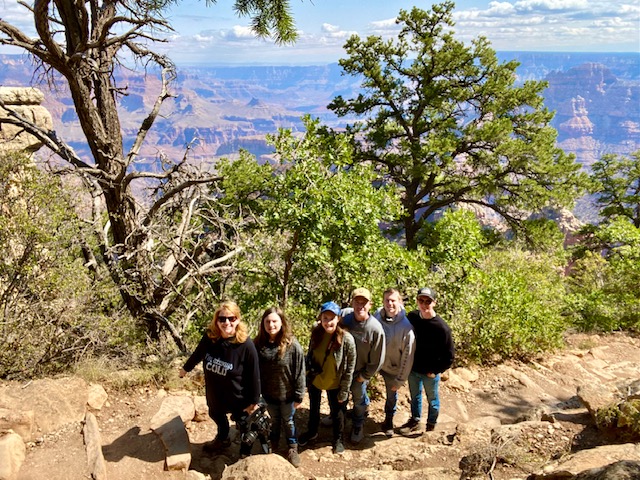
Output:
[0, 153, 139, 379]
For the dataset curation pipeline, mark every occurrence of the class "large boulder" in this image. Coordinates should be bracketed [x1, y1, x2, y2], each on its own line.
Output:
[221, 454, 305, 480]
[0, 87, 53, 154]
[0, 431, 25, 480]
[0, 377, 88, 441]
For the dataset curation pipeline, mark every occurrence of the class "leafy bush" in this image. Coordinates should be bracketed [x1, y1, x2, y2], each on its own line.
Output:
[567, 220, 640, 332]
[0, 153, 139, 379]
[419, 210, 568, 364]
[453, 249, 567, 363]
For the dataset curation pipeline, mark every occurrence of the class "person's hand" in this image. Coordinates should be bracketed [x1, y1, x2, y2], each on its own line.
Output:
[427, 372, 436, 378]
[244, 403, 258, 415]
[356, 374, 365, 383]
[390, 385, 399, 392]
[178, 368, 187, 378]
[294, 401, 301, 409]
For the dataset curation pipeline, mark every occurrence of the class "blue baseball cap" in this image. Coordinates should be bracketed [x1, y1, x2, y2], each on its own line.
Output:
[320, 301, 341, 316]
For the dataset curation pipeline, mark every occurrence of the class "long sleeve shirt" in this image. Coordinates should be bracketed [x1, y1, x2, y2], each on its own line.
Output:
[342, 312, 386, 381]
[407, 310, 455, 375]
[257, 337, 306, 404]
[182, 335, 261, 413]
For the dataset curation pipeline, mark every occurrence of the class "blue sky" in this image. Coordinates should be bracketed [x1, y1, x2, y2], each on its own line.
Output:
[2, 1, 639, 65]
[161, 0, 640, 64]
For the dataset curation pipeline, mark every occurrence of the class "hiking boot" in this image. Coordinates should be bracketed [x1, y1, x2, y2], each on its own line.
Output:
[426, 423, 436, 432]
[287, 444, 301, 467]
[239, 441, 253, 459]
[333, 438, 345, 454]
[381, 416, 394, 438]
[398, 418, 420, 436]
[350, 425, 364, 444]
[203, 436, 231, 454]
[320, 415, 333, 427]
[298, 431, 318, 447]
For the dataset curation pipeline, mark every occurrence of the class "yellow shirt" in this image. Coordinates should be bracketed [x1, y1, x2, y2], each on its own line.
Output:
[312, 332, 339, 391]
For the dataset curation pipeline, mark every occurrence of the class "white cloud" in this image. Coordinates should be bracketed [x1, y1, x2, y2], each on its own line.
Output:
[320, 23, 356, 40]
[369, 17, 398, 29]
[222, 25, 256, 41]
[513, 0, 589, 12]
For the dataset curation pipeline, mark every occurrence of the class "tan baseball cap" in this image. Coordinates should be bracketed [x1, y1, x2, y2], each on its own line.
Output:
[351, 287, 372, 301]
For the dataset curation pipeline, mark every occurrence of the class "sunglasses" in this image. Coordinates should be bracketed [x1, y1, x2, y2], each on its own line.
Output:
[417, 297, 433, 305]
[217, 315, 237, 323]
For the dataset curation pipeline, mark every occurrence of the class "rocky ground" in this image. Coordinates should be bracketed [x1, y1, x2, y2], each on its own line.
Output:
[5, 331, 640, 480]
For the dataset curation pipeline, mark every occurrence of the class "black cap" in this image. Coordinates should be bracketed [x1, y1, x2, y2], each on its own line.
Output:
[417, 287, 436, 300]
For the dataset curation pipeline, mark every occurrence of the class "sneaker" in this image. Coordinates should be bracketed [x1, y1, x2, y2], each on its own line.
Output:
[398, 418, 420, 436]
[381, 417, 394, 438]
[203, 436, 231, 454]
[350, 425, 364, 444]
[298, 431, 318, 447]
[287, 445, 301, 467]
[426, 423, 436, 432]
[333, 439, 345, 454]
[320, 416, 333, 427]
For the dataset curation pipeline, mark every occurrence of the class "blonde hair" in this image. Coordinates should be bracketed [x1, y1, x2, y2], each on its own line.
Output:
[206, 301, 249, 343]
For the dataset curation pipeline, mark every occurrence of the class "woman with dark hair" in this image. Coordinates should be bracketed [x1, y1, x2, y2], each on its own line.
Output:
[180, 301, 260, 457]
[299, 301, 356, 454]
[254, 306, 305, 467]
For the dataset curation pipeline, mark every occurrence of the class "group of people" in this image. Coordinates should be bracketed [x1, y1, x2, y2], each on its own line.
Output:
[179, 286, 455, 468]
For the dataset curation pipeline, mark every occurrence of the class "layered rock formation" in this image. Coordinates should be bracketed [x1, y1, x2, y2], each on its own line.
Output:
[544, 62, 640, 167]
[0, 87, 52, 154]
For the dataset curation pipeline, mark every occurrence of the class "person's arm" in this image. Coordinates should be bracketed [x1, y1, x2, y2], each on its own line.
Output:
[291, 339, 306, 406]
[179, 334, 208, 376]
[435, 322, 455, 374]
[396, 327, 416, 382]
[339, 333, 357, 403]
[244, 340, 262, 406]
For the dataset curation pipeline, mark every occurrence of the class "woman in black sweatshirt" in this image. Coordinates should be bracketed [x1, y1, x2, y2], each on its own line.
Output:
[180, 301, 260, 456]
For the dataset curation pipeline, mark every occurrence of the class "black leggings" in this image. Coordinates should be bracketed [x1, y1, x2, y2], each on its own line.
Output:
[307, 384, 346, 442]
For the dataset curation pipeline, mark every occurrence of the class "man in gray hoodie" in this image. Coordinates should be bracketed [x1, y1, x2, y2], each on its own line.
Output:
[373, 288, 416, 437]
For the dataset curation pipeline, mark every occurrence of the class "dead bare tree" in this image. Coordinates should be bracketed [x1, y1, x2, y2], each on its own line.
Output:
[0, 0, 297, 351]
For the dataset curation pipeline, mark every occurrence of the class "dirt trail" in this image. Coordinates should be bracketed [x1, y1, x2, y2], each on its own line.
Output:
[16, 332, 640, 479]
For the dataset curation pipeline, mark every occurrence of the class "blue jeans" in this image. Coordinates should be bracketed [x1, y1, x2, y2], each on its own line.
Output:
[350, 377, 370, 428]
[266, 401, 297, 446]
[408, 371, 440, 426]
[380, 370, 403, 417]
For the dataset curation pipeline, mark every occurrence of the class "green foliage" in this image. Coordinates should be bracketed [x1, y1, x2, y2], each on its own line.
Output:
[216, 117, 435, 335]
[0, 153, 139, 379]
[567, 151, 640, 333]
[453, 248, 567, 363]
[589, 150, 640, 227]
[595, 400, 640, 441]
[328, 1, 587, 248]
[414, 211, 567, 363]
[567, 219, 640, 332]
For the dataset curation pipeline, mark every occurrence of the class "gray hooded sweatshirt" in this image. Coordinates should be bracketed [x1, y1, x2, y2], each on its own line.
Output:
[373, 307, 416, 383]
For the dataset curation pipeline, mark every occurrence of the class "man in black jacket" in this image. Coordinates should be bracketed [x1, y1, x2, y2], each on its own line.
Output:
[399, 287, 454, 434]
